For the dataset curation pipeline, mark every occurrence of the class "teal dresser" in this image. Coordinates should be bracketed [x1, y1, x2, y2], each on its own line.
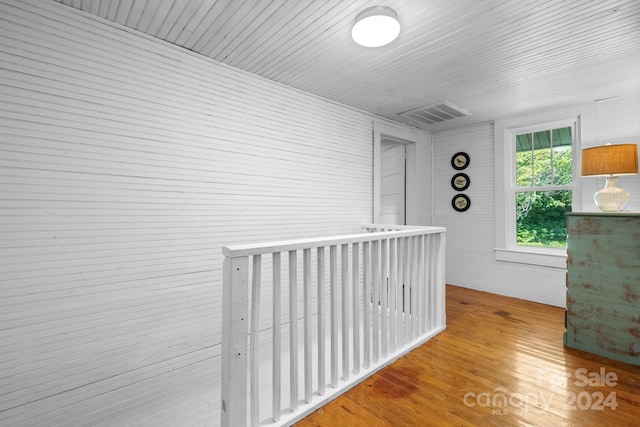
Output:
[565, 212, 640, 366]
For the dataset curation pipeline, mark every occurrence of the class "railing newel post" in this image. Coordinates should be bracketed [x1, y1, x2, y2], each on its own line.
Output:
[221, 255, 250, 427]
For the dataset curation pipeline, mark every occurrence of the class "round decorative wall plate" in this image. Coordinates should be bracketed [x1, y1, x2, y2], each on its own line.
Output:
[451, 173, 470, 191]
[451, 152, 470, 170]
[452, 194, 471, 212]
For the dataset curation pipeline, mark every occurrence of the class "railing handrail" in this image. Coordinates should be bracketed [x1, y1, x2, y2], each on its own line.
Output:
[222, 225, 446, 257]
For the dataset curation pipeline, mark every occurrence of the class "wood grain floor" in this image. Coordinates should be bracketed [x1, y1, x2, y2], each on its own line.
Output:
[296, 285, 640, 427]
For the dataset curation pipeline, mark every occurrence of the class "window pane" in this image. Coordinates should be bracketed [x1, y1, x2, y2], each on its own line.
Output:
[533, 130, 550, 186]
[516, 133, 532, 152]
[551, 127, 572, 185]
[515, 127, 573, 188]
[515, 138, 533, 187]
[552, 127, 572, 148]
[516, 190, 572, 248]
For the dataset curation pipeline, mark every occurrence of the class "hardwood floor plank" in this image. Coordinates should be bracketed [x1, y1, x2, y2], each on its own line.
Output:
[297, 285, 640, 426]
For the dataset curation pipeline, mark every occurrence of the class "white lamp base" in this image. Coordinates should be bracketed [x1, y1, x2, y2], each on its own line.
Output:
[594, 176, 630, 212]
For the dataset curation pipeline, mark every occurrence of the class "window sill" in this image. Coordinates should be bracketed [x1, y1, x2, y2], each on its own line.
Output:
[495, 247, 567, 269]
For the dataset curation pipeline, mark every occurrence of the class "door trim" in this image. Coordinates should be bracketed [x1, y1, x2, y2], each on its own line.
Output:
[373, 122, 430, 225]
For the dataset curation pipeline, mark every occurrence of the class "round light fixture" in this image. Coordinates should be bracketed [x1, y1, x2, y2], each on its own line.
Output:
[351, 6, 400, 48]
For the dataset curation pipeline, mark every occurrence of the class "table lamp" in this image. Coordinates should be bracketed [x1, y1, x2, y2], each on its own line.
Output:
[581, 143, 638, 212]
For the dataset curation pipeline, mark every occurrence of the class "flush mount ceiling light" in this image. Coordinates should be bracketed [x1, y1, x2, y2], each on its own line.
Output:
[351, 6, 400, 47]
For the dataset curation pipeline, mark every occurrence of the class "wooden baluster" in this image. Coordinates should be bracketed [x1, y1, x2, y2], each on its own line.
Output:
[428, 234, 436, 331]
[381, 238, 388, 358]
[372, 239, 380, 363]
[362, 241, 370, 369]
[417, 236, 423, 337]
[411, 236, 418, 339]
[250, 255, 261, 427]
[317, 247, 325, 396]
[396, 237, 404, 346]
[417, 234, 426, 335]
[289, 250, 298, 411]
[341, 243, 350, 381]
[272, 253, 281, 422]
[403, 237, 411, 341]
[424, 234, 431, 333]
[425, 234, 435, 330]
[432, 234, 440, 330]
[303, 248, 312, 403]
[436, 233, 447, 328]
[389, 237, 397, 353]
[352, 242, 360, 375]
[414, 236, 420, 338]
[330, 245, 338, 387]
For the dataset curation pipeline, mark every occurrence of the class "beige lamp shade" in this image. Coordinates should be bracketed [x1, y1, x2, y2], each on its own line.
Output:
[581, 143, 638, 176]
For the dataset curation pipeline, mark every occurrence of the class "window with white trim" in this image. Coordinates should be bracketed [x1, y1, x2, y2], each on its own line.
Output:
[514, 126, 573, 248]
[495, 117, 579, 268]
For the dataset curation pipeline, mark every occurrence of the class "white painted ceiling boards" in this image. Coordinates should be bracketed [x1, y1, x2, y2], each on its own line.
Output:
[52, 0, 640, 131]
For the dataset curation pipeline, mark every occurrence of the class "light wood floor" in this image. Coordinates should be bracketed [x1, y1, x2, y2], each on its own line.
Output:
[297, 285, 640, 427]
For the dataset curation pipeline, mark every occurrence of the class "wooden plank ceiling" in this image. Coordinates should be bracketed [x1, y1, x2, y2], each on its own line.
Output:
[52, 0, 640, 131]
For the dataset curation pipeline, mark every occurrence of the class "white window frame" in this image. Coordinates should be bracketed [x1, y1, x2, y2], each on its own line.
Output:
[495, 116, 581, 268]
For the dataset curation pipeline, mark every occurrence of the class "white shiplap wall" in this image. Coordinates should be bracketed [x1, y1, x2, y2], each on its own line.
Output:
[434, 95, 640, 308]
[0, 1, 431, 425]
[433, 123, 568, 306]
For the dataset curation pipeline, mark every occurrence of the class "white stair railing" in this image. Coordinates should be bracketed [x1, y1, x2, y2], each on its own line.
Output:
[221, 225, 446, 427]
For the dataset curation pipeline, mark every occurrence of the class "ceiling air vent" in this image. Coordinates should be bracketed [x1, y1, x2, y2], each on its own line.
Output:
[399, 101, 471, 125]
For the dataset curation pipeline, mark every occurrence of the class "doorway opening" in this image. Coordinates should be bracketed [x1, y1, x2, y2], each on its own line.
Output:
[380, 137, 409, 225]
[373, 122, 427, 225]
